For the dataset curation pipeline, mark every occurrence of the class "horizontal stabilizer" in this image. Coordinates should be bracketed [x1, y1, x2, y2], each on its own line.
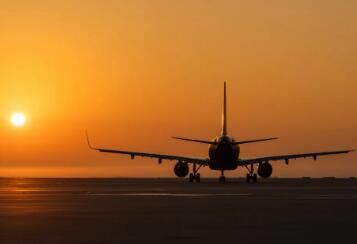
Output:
[172, 137, 217, 145]
[233, 137, 278, 145]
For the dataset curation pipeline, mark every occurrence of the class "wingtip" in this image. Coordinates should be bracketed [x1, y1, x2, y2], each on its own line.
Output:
[339, 149, 356, 154]
[85, 130, 95, 150]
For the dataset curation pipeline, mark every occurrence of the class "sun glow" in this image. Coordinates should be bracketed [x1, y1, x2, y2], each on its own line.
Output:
[11, 113, 26, 127]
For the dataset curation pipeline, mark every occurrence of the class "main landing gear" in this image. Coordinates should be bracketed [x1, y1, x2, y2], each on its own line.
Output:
[219, 170, 226, 183]
[246, 164, 257, 183]
[189, 163, 201, 182]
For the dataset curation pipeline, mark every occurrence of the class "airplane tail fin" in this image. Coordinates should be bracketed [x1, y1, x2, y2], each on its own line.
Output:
[222, 81, 227, 136]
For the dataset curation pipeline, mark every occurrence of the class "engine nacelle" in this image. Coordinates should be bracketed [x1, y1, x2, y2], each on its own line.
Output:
[257, 162, 273, 178]
[174, 162, 189, 178]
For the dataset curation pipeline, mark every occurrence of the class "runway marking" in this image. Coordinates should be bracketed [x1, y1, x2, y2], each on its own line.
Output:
[89, 193, 252, 197]
[295, 194, 357, 200]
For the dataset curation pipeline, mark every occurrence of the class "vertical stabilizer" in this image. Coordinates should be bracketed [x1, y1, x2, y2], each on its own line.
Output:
[222, 81, 227, 136]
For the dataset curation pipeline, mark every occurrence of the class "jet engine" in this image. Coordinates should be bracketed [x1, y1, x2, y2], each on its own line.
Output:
[174, 162, 189, 178]
[257, 162, 273, 178]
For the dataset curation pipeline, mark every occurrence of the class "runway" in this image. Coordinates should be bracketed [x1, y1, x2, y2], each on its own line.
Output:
[0, 178, 356, 243]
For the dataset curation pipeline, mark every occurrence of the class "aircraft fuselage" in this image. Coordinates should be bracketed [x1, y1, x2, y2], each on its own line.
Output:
[209, 135, 239, 170]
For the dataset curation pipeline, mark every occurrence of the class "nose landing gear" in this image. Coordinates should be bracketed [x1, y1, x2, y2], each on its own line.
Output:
[246, 164, 258, 183]
[219, 170, 226, 183]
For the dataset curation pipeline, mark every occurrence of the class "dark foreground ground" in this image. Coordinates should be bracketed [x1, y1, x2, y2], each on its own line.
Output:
[0, 178, 356, 244]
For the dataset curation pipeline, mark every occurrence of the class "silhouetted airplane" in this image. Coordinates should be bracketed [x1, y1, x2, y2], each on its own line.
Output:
[87, 82, 354, 183]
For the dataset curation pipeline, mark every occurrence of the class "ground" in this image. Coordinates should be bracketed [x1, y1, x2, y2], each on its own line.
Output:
[0, 178, 356, 243]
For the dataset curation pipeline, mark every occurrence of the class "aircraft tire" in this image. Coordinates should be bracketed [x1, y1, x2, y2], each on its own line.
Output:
[189, 173, 194, 182]
[219, 176, 226, 183]
[253, 174, 258, 183]
[195, 173, 201, 183]
[246, 174, 251, 183]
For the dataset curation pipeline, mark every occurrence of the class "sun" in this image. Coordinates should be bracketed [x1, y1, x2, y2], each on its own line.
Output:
[11, 113, 26, 127]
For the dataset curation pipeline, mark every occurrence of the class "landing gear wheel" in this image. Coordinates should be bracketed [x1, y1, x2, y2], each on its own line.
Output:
[246, 174, 251, 183]
[253, 174, 258, 183]
[219, 175, 226, 183]
[195, 173, 201, 183]
[189, 173, 194, 182]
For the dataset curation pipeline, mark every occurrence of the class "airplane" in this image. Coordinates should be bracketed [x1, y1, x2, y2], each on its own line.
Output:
[86, 82, 354, 183]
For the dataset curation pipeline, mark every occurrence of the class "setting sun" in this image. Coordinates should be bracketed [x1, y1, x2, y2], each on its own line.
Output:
[11, 113, 26, 127]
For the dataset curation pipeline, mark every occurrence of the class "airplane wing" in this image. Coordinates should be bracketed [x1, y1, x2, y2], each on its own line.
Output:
[239, 149, 354, 166]
[86, 133, 209, 166]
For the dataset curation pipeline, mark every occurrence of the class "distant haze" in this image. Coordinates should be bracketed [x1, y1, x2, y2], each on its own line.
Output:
[0, 0, 356, 177]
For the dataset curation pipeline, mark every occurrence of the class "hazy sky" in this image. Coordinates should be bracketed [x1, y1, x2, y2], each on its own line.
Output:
[0, 0, 356, 177]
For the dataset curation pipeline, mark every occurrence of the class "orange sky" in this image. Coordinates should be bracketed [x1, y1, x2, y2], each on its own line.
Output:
[0, 0, 356, 177]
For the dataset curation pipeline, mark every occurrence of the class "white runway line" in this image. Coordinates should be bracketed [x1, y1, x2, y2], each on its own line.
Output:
[294, 194, 357, 200]
[89, 193, 252, 197]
